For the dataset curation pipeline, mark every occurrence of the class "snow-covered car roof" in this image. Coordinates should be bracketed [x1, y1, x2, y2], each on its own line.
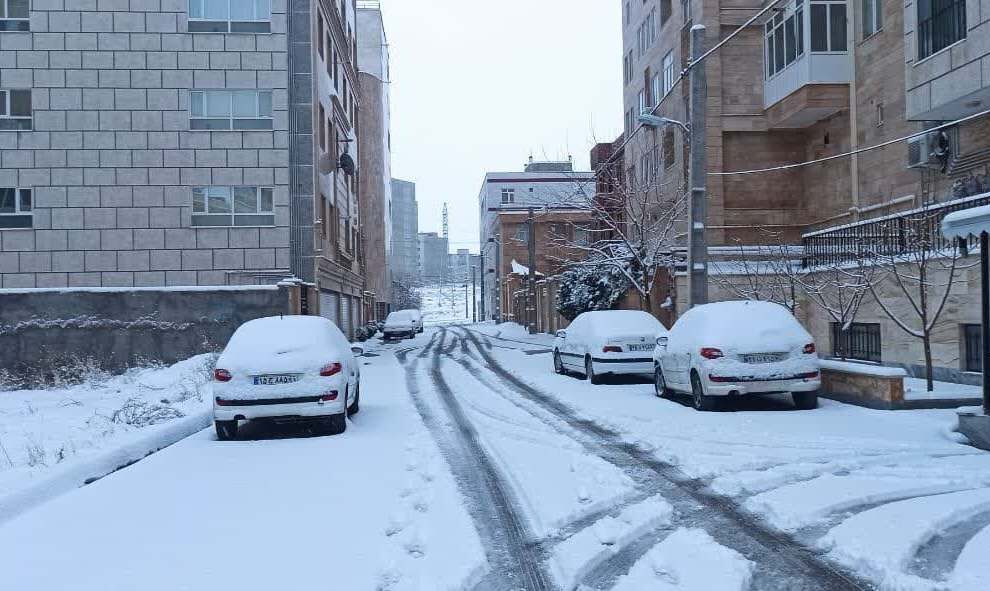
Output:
[570, 310, 667, 338]
[217, 315, 348, 370]
[669, 300, 811, 352]
[396, 308, 422, 319]
[385, 312, 414, 326]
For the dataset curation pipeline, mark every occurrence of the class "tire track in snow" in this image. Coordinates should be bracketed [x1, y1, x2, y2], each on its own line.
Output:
[909, 508, 990, 582]
[457, 327, 870, 591]
[397, 328, 553, 591]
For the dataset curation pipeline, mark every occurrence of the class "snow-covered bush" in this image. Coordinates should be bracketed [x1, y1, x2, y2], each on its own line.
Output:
[556, 263, 632, 321]
[110, 398, 185, 428]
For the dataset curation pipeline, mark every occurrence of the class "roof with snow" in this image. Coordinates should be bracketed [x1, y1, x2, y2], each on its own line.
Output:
[510, 260, 544, 276]
[942, 201, 990, 240]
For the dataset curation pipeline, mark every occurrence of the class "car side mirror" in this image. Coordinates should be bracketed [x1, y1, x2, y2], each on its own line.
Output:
[556, 330, 567, 338]
[656, 336, 668, 348]
[350, 345, 365, 356]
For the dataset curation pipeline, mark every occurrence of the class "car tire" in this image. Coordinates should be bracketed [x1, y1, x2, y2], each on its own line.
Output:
[586, 356, 602, 385]
[691, 372, 718, 411]
[792, 391, 818, 410]
[348, 383, 361, 415]
[654, 366, 670, 398]
[215, 420, 238, 441]
[553, 350, 566, 375]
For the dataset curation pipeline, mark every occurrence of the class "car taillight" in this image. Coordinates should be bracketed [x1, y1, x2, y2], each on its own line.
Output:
[602, 345, 623, 353]
[215, 397, 233, 406]
[700, 347, 724, 360]
[319, 391, 339, 402]
[320, 362, 342, 377]
[803, 343, 816, 354]
[797, 371, 819, 379]
[214, 368, 232, 382]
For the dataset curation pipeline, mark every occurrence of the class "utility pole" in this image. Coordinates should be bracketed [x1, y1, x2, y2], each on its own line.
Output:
[688, 24, 709, 307]
[527, 207, 536, 333]
[472, 266, 477, 323]
[464, 281, 469, 319]
[479, 253, 486, 321]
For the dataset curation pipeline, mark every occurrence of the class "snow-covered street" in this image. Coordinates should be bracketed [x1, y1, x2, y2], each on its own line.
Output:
[3, 324, 990, 590]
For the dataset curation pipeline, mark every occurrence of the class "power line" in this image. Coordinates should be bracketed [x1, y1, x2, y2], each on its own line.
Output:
[711, 107, 990, 176]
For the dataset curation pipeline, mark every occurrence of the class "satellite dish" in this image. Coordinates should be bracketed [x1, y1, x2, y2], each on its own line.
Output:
[339, 152, 356, 176]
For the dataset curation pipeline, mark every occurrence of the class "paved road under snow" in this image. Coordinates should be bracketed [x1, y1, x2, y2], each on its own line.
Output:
[3, 324, 990, 591]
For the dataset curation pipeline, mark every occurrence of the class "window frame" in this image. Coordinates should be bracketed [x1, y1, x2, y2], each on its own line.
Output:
[500, 188, 515, 204]
[0, 187, 32, 229]
[765, 3, 807, 80]
[191, 185, 276, 227]
[187, 0, 272, 33]
[0, 89, 32, 131]
[916, 0, 967, 60]
[189, 89, 274, 131]
[662, 51, 675, 96]
[861, 0, 882, 38]
[831, 322, 882, 362]
[963, 324, 982, 373]
[513, 223, 530, 244]
[0, 0, 30, 31]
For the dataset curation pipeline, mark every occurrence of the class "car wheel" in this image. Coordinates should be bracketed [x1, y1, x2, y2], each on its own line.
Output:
[348, 383, 361, 415]
[654, 366, 670, 398]
[553, 350, 566, 375]
[215, 420, 238, 441]
[792, 391, 818, 410]
[691, 372, 718, 411]
[586, 356, 602, 385]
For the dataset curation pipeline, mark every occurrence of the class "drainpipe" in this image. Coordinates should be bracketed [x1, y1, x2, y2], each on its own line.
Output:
[847, 16, 860, 219]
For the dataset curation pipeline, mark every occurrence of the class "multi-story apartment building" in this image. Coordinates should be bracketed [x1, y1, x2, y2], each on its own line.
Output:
[417, 231, 447, 284]
[390, 178, 419, 283]
[356, 2, 391, 321]
[478, 158, 594, 320]
[0, 0, 368, 336]
[448, 248, 479, 283]
[618, 0, 990, 379]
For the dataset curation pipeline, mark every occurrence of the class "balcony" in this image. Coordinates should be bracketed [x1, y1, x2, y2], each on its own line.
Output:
[763, 0, 852, 129]
[802, 192, 990, 268]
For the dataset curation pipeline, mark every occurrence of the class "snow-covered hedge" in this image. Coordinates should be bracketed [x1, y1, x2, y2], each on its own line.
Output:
[555, 264, 631, 321]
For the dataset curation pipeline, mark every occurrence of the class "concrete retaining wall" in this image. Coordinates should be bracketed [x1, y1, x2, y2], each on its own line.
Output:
[0, 285, 294, 384]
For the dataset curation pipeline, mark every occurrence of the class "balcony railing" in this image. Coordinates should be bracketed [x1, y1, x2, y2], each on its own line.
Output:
[802, 192, 990, 267]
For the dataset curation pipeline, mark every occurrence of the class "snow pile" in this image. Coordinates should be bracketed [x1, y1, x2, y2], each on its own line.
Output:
[0, 354, 216, 522]
[666, 300, 811, 355]
[611, 528, 755, 591]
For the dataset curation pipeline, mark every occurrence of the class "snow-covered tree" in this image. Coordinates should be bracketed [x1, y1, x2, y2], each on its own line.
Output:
[555, 260, 632, 320]
[709, 233, 802, 313]
[392, 280, 422, 310]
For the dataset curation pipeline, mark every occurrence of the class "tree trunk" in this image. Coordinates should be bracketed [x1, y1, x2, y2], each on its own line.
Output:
[923, 331, 934, 392]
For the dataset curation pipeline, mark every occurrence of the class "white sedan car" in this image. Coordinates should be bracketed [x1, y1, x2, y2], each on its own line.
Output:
[653, 300, 821, 411]
[398, 309, 424, 333]
[212, 315, 363, 440]
[553, 310, 668, 384]
[383, 311, 416, 340]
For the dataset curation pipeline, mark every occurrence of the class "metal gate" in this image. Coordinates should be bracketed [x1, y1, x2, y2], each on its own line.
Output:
[340, 295, 353, 339]
[320, 291, 340, 330]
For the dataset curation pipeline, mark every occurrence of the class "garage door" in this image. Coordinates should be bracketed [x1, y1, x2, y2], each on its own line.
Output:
[320, 291, 340, 331]
[340, 295, 353, 339]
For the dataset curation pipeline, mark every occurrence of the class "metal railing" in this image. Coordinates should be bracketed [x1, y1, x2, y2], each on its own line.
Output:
[802, 192, 990, 267]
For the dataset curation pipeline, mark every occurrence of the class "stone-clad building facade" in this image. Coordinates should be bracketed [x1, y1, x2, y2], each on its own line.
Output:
[0, 0, 367, 333]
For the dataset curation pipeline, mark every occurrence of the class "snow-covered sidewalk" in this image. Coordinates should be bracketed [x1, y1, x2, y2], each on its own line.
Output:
[0, 340, 486, 591]
[473, 324, 990, 590]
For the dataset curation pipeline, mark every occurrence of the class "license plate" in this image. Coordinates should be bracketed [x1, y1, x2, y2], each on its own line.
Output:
[743, 354, 784, 364]
[628, 344, 654, 352]
[253, 374, 301, 386]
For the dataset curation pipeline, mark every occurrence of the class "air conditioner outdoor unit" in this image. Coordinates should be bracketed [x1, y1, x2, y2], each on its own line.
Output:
[907, 133, 934, 169]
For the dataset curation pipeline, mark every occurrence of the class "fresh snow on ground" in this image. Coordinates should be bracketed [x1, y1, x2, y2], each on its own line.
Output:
[904, 377, 982, 400]
[0, 337, 486, 591]
[416, 283, 473, 325]
[470, 323, 990, 590]
[611, 528, 755, 591]
[0, 354, 215, 521]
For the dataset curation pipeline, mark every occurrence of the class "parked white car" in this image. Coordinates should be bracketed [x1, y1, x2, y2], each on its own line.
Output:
[399, 309, 424, 333]
[652, 300, 821, 411]
[553, 310, 668, 384]
[383, 311, 416, 340]
[212, 315, 362, 440]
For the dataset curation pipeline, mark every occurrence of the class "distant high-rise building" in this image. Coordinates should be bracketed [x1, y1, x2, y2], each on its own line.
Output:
[390, 179, 419, 283]
[418, 232, 448, 284]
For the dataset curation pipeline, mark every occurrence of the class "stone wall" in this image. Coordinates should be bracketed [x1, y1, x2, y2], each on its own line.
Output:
[0, 284, 294, 382]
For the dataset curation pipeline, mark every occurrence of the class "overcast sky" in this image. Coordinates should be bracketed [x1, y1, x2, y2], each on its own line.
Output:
[379, 0, 623, 253]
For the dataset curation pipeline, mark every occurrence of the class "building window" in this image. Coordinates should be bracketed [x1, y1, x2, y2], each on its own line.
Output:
[188, 0, 271, 33]
[573, 227, 590, 246]
[917, 0, 966, 60]
[637, 9, 656, 57]
[0, 89, 31, 131]
[623, 51, 634, 85]
[831, 322, 881, 362]
[513, 223, 530, 243]
[0, 187, 31, 229]
[190, 90, 273, 130]
[192, 186, 275, 226]
[500, 188, 515, 204]
[810, 1, 847, 53]
[662, 128, 675, 169]
[662, 51, 675, 95]
[650, 72, 661, 107]
[0, 0, 29, 31]
[660, 0, 672, 25]
[765, 5, 805, 79]
[637, 89, 646, 115]
[862, 0, 882, 37]
[963, 324, 982, 373]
